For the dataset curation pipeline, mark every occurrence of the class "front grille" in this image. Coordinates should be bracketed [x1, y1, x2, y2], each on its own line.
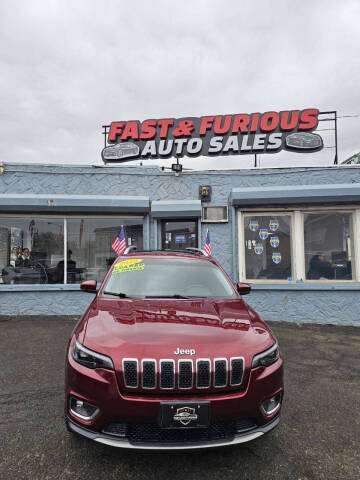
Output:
[214, 359, 227, 387]
[142, 360, 156, 389]
[122, 356, 245, 391]
[230, 358, 244, 386]
[103, 418, 257, 444]
[196, 360, 211, 388]
[160, 360, 175, 389]
[123, 359, 138, 388]
[178, 360, 193, 389]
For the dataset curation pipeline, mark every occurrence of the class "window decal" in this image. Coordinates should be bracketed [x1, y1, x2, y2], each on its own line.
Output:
[249, 220, 259, 232]
[259, 229, 269, 240]
[272, 253, 282, 264]
[113, 258, 145, 274]
[269, 219, 279, 232]
[270, 236, 280, 248]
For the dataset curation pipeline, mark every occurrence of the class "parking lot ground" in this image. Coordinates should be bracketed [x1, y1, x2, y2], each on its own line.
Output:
[0, 315, 359, 480]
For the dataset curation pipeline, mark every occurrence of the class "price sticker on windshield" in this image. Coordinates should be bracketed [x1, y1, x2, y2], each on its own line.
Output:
[113, 258, 145, 274]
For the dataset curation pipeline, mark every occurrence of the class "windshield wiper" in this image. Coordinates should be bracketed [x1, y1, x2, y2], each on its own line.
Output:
[145, 294, 193, 299]
[104, 292, 200, 299]
[103, 291, 130, 298]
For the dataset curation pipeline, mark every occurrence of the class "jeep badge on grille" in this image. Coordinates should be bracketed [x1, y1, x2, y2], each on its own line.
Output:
[174, 347, 196, 355]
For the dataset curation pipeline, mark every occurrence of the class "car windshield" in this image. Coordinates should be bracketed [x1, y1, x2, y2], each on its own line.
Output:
[102, 257, 237, 299]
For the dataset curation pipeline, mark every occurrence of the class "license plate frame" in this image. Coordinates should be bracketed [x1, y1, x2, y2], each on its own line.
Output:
[158, 401, 210, 429]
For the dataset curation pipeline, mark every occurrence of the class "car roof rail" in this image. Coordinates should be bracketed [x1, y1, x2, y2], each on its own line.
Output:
[122, 247, 209, 257]
[185, 247, 209, 257]
[124, 246, 137, 254]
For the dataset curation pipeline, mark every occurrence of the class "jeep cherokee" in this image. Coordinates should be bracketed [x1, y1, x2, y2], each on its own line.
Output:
[65, 249, 283, 449]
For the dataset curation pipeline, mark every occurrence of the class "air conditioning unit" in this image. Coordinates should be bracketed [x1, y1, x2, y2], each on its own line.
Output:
[202, 206, 228, 223]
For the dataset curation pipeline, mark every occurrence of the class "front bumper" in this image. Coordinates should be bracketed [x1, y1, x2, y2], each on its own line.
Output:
[65, 338, 284, 449]
[66, 414, 280, 450]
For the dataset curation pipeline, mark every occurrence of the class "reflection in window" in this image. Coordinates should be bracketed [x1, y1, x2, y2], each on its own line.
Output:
[304, 212, 354, 280]
[162, 220, 198, 250]
[67, 218, 144, 283]
[0, 218, 64, 284]
[244, 215, 292, 281]
[104, 258, 237, 298]
[0, 217, 144, 285]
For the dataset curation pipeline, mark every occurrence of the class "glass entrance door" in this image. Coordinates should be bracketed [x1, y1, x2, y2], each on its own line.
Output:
[161, 220, 198, 250]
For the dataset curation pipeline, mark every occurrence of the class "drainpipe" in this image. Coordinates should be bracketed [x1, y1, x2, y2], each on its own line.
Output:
[197, 218, 201, 249]
[145, 214, 150, 250]
[231, 205, 238, 283]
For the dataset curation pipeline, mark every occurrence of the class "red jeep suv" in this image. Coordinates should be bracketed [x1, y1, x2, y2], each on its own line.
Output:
[65, 249, 283, 449]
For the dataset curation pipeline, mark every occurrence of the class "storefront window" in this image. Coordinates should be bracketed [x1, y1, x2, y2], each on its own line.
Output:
[67, 218, 143, 283]
[161, 220, 198, 250]
[243, 215, 293, 281]
[304, 212, 354, 280]
[0, 216, 143, 285]
[0, 218, 64, 284]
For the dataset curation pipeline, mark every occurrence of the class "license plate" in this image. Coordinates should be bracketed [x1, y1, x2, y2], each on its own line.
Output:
[159, 401, 210, 429]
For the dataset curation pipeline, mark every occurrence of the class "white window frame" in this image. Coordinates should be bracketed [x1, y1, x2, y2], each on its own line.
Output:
[0, 214, 144, 285]
[238, 206, 360, 283]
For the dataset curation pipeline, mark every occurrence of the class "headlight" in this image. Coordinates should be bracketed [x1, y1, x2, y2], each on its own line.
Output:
[72, 337, 114, 370]
[252, 342, 279, 368]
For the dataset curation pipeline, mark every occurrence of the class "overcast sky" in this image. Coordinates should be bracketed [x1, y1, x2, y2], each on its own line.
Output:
[0, 0, 359, 170]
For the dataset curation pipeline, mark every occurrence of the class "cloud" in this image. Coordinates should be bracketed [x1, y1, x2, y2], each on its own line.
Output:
[0, 0, 359, 169]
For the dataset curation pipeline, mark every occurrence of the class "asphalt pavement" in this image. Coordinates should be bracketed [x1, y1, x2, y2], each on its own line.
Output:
[0, 315, 359, 480]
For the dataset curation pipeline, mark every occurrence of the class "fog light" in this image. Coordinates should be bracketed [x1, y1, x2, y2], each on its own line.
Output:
[261, 392, 282, 416]
[70, 396, 99, 420]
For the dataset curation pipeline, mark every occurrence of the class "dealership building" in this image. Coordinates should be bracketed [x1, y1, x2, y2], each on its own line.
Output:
[0, 160, 360, 326]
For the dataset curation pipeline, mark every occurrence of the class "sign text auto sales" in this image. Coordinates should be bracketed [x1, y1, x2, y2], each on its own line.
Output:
[102, 109, 323, 163]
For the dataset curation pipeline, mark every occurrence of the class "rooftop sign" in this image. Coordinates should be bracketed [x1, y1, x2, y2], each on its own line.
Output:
[102, 108, 323, 163]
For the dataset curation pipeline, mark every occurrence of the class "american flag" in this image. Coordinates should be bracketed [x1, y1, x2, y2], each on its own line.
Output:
[112, 226, 126, 256]
[203, 229, 212, 256]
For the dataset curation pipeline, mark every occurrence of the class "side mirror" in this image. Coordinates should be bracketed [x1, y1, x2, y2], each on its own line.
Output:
[80, 280, 97, 293]
[236, 282, 251, 295]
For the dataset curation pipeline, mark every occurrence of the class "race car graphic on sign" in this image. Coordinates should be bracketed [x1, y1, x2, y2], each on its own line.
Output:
[285, 132, 323, 151]
[102, 142, 140, 161]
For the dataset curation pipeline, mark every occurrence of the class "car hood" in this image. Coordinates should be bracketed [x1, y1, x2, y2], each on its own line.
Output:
[81, 297, 274, 365]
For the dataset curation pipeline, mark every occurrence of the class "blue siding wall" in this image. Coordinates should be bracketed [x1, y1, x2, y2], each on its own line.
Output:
[0, 289, 358, 326]
[1, 162, 360, 325]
